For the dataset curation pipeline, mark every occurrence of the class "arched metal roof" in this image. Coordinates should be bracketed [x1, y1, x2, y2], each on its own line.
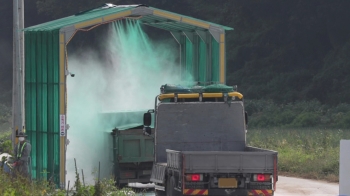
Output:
[25, 4, 232, 31]
[24, 4, 232, 43]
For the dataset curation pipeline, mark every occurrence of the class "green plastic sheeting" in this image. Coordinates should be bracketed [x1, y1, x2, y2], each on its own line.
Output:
[25, 30, 60, 184]
[211, 38, 220, 82]
[185, 38, 193, 79]
[181, 34, 220, 84]
[198, 39, 207, 83]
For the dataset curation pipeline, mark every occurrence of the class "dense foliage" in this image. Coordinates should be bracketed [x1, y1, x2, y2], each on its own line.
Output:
[1, 1, 350, 105]
[0, 105, 11, 134]
[0, 131, 12, 154]
[245, 99, 350, 128]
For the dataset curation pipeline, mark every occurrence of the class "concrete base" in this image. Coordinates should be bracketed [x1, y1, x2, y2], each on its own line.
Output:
[340, 140, 350, 196]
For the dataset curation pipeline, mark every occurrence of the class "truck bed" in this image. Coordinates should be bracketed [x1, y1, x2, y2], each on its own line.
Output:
[166, 146, 277, 173]
[111, 128, 154, 185]
[115, 129, 154, 163]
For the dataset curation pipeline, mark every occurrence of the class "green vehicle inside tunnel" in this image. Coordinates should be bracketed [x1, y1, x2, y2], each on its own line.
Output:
[99, 111, 154, 186]
[110, 127, 154, 186]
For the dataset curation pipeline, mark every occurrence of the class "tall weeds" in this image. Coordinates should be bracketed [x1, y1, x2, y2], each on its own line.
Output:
[0, 158, 135, 196]
[247, 128, 349, 182]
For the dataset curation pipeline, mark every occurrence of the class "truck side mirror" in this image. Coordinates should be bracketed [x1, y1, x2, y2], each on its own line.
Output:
[144, 112, 152, 126]
[245, 111, 248, 125]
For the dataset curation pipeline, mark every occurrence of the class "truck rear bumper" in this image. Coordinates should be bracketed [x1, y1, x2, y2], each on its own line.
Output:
[183, 189, 273, 196]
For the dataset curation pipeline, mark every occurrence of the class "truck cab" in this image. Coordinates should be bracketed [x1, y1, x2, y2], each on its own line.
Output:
[144, 84, 278, 196]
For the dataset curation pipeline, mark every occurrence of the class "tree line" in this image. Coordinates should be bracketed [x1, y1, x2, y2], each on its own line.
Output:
[1, 1, 350, 106]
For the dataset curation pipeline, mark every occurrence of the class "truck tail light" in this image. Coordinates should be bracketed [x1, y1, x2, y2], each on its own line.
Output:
[185, 174, 203, 181]
[253, 174, 271, 182]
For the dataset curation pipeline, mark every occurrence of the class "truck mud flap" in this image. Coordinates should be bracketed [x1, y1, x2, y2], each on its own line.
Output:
[150, 163, 167, 184]
[248, 190, 273, 196]
[183, 189, 208, 195]
[183, 189, 273, 196]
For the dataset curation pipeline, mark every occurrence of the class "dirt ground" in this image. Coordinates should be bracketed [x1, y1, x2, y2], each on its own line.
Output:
[275, 176, 339, 196]
[133, 176, 340, 196]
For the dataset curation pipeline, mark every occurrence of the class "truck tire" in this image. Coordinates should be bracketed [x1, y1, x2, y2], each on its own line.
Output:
[167, 176, 182, 196]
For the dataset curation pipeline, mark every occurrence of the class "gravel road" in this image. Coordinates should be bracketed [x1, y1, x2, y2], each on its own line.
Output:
[275, 176, 339, 196]
[133, 176, 340, 196]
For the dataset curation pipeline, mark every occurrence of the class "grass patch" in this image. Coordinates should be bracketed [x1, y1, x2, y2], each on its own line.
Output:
[0, 131, 12, 154]
[247, 127, 350, 182]
[0, 169, 137, 195]
[0, 171, 57, 196]
[0, 133, 136, 195]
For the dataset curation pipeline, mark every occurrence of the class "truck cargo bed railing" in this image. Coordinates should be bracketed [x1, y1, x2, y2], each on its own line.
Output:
[150, 163, 167, 184]
[166, 148, 277, 174]
[166, 149, 182, 169]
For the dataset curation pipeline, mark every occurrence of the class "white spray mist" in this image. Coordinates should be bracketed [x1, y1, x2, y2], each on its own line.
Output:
[66, 19, 186, 185]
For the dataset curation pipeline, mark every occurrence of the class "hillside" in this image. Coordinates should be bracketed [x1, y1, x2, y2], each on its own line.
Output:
[1, 1, 350, 106]
[183, 1, 350, 105]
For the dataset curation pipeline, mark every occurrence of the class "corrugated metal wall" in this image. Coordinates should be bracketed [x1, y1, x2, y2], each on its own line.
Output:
[25, 30, 60, 184]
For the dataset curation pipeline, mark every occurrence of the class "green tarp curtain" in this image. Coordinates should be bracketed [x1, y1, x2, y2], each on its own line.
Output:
[211, 38, 219, 82]
[181, 33, 219, 84]
[198, 38, 207, 83]
[185, 37, 193, 79]
[25, 30, 60, 185]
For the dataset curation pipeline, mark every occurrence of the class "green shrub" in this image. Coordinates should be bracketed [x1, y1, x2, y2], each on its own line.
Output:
[274, 110, 297, 125]
[0, 131, 12, 154]
[336, 111, 350, 128]
[322, 159, 339, 176]
[291, 112, 320, 127]
[0, 104, 11, 130]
